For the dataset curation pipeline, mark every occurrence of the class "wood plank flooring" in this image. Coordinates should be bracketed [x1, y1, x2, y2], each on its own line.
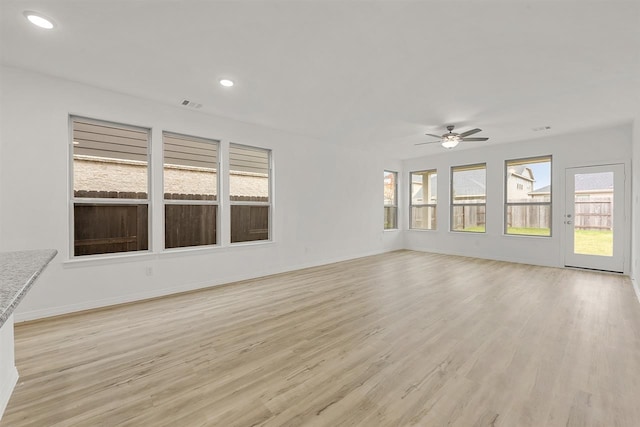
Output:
[2, 250, 639, 426]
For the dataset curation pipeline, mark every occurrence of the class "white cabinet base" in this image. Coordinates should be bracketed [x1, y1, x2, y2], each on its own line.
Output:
[0, 315, 18, 421]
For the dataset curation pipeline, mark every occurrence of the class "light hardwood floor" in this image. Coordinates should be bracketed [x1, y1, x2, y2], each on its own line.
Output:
[2, 251, 639, 426]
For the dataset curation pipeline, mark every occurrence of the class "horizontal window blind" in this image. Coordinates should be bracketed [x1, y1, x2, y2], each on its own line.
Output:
[73, 119, 148, 163]
[163, 132, 218, 169]
[229, 144, 269, 175]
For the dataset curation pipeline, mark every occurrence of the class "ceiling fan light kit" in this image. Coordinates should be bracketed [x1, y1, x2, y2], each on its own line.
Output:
[417, 125, 489, 148]
[441, 136, 460, 149]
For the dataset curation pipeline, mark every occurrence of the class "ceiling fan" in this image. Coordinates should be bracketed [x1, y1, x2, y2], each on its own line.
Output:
[416, 125, 489, 149]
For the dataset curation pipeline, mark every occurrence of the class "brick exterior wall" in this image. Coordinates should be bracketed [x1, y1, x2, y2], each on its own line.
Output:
[73, 157, 267, 197]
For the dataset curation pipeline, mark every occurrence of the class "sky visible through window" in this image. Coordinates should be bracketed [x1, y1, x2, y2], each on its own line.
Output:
[527, 162, 550, 190]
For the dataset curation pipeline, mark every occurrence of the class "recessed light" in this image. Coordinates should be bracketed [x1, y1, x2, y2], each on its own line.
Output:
[219, 79, 234, 87]
[23, 11, 55, 29]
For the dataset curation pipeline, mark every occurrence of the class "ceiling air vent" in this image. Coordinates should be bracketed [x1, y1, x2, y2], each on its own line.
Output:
[180, 99, 203, 109]
[532, 126, 551, 132]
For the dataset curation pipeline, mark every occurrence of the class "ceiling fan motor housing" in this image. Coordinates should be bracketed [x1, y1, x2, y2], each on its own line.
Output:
[417, 125, 487, 147]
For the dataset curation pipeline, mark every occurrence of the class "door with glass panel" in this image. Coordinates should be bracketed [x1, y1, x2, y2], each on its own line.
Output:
[564, 164, 625, 272]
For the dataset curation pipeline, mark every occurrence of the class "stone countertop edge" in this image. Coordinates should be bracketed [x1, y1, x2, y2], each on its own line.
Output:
[0, 249, 57, 328]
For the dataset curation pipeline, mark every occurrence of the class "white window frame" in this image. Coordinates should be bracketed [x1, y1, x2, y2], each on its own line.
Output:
[504, 155, 552, 237]
[410, 169, 437, 230]
[384, 170, 398, 230]
[69, 115, 151, 258]
[162, 131, 220, 249]
[229, 143, 272, 244]
[450, 163, 487, 233]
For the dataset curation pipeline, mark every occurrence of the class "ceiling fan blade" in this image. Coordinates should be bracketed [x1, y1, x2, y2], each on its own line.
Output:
[425, 133, 443, 138]
[461, 137, 489, 142]
[458, 128, 482, 138]
[415, 140, 441, 146]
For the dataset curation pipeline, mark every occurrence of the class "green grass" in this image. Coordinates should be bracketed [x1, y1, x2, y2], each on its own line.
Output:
[454, 225, 485, 233]
[574, 229, 613, 256]
[507, 227, 551, 236]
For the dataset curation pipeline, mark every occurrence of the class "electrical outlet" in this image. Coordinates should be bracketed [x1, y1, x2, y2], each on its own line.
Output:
[146, 266, 153, 276]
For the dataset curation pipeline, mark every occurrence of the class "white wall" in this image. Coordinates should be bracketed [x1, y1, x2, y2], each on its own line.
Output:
[0, 66, 403, 321]
[1, 64, 633, 321]
[632, 112, 640, 287]
[0, 72, 4, 239]
[403, 125, 633, 272]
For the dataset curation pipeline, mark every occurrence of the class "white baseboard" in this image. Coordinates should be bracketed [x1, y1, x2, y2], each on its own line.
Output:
[0, 366, 18, 421]
[404, 245, 560, 270]
[15, 249, 390, 323]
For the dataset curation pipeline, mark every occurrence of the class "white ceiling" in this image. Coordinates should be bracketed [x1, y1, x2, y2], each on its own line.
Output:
[2, 1, 639, 159]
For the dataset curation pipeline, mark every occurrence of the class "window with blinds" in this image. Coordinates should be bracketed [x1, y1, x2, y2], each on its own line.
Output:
[229, 143, 271, 243]
[451, 163, 486, 232]
[71, 117, 150, 256]
[163, 132, 219, 248]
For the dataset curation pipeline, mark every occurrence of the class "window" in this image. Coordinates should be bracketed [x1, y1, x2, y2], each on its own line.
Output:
[71, 117, 150, 256]
[384, 170, 398, 229]
[451, 164, 486, 232]
[163, 132, 219, 248]
[410, 170, 437, 230]
[229, 144, 271, 243]
[505, 156, 552, 236]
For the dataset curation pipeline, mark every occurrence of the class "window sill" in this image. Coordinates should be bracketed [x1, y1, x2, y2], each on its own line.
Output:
[503, 233, 552, 239]
[64, 250, 156, 268]
[383, 228, 400, 232]
[64, 240, 275, 267]
[228, 240, 274, 248]
[448, 230, 487, 235]
[407, 228, 437, 232]
[161, 244, 223, 257]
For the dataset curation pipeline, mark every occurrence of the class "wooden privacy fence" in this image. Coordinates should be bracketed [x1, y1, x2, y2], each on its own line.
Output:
[410, 206, 436, 230]
[574, 199, 612, 230]
[165, 204, 216, 249]
[505, 199, 611, 231]
[75, 190, 148, 199]
[74, 191, 268, 255]
[452, 205, 485, 230]
[74, 203, 148, 256]
[165, 193, 216, 200]
[75, 191, 219, 200]
[384, 206, 397, 229]
[507, 205, 550, 229]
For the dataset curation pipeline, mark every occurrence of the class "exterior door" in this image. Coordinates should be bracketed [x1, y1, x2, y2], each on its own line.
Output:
[564, 164, 625, 272]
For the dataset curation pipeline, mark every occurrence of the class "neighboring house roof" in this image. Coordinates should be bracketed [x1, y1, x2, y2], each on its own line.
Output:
[412, 187, 438, 203]
[413, 187, 423, 202]
[453, 169, 486, 198]
[530, 173, 613, 196]
[530, 185, 550, 195]
[509, 166, 534, 182]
